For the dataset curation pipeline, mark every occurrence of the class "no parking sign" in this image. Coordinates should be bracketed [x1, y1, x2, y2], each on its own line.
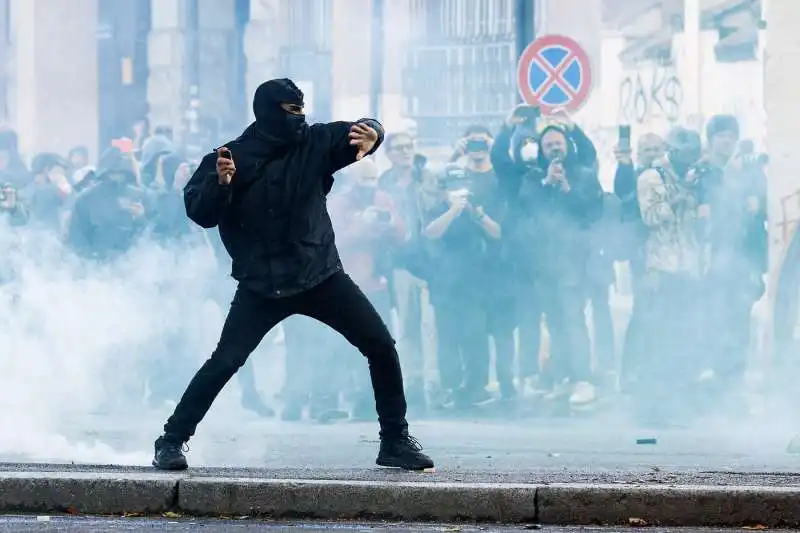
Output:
[516, 34, 594, 113]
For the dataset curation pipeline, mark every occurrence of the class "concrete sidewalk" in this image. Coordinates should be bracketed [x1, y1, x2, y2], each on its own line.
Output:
[1, 468, 799, 528]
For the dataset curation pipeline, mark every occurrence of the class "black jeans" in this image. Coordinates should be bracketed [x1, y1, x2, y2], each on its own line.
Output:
[432, 287, 490, 395]
[486, 292, 516, 396]
[518, 279, 592, 386]
[163, 270, 408, 441]
[587, 281, 614, 374]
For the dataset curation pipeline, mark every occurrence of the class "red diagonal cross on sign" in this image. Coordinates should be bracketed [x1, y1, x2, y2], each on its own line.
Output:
[532, 49, 578, 100]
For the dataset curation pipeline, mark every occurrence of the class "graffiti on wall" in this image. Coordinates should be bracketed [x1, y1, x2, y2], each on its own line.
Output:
[618, 67, 683, 125]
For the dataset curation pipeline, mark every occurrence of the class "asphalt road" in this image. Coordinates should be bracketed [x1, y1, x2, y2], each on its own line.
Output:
[0, 516, 788, 533]
[2, 409, 800, 486]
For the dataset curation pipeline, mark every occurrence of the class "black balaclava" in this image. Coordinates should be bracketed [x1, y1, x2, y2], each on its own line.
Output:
[252, 78, 307, 143]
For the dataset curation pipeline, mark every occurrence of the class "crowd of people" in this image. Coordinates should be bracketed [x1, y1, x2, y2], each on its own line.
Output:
[0, 101, 769, 427]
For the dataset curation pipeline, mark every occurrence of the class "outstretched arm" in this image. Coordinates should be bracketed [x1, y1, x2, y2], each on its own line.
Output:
[322, 119, 385, 174]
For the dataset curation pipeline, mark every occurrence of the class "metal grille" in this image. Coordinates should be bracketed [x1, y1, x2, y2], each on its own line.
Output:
[278, 0, 333, 121]
[282, 0, 333, 52]
[404, 0, 518, 145]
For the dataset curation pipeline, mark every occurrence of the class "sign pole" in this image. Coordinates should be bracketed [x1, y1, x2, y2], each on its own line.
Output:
[515, 0, 536, 104]
[369, 0, 385, 120]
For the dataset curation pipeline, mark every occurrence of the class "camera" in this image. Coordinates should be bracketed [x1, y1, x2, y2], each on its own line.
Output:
[465, 139, 490, 153]
[0, 183, 12, 204]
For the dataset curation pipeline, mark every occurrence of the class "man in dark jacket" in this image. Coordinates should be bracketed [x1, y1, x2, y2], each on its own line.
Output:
[67, 148, 149, 260]
[506, 123, 603, 405]
[152, 78, 433, 471]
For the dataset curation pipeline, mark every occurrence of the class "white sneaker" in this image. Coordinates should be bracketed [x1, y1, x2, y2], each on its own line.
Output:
[543, 380, 572, 401]
[569, 381, 597, 406]
[523, 376, 550, 399]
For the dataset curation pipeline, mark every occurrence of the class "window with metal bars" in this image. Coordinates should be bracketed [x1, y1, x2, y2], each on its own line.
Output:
[281, 0, 333, 52]
[277, 0, 334, 121]
[403, 0, 519, 145]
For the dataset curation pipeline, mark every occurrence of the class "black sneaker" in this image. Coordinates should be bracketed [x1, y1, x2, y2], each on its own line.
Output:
[376, 435, 434, 470]
[152, 435, 188, 471]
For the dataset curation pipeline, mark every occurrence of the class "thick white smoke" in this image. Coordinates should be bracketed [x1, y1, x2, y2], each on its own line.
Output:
[0, 221, 235, 464]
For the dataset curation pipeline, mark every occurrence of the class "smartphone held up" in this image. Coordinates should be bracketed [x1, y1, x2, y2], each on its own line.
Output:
[618, 124, 632, 151]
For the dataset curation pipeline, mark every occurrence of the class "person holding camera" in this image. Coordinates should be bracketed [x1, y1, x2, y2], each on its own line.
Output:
[634, 126, 706, 423]
[505, 123, 603, 407]
[423, 156, 504, 409]
[612, 132, 666, 388]
[67, 147, 150, 261]
[0, 183, 28, 226]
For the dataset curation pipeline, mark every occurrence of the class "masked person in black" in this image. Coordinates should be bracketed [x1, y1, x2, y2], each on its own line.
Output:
[67, 148, 149, 261]
[152, 78, 433, 472]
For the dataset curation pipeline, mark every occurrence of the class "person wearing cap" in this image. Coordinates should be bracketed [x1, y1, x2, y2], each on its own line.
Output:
[447, 124, 517, 406]
[699, 115, 767, 403]
[152, 78, 433, 472]
[422, 159, 504, 408]
[634, 125, 705, 423]
[506, 122, 603, 407]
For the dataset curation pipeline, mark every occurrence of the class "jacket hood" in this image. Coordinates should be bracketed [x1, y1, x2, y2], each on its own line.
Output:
[140, 134, 175, 169]
[251, 78, 307, 145]
[95, 147, 138, 184]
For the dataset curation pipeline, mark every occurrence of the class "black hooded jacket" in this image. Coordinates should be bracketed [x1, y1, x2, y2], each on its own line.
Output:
[490, 121, 598, 202]
[183, 78, 384, 298]
[505, 125, 603, 283]
[68, 148, 149, 260]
